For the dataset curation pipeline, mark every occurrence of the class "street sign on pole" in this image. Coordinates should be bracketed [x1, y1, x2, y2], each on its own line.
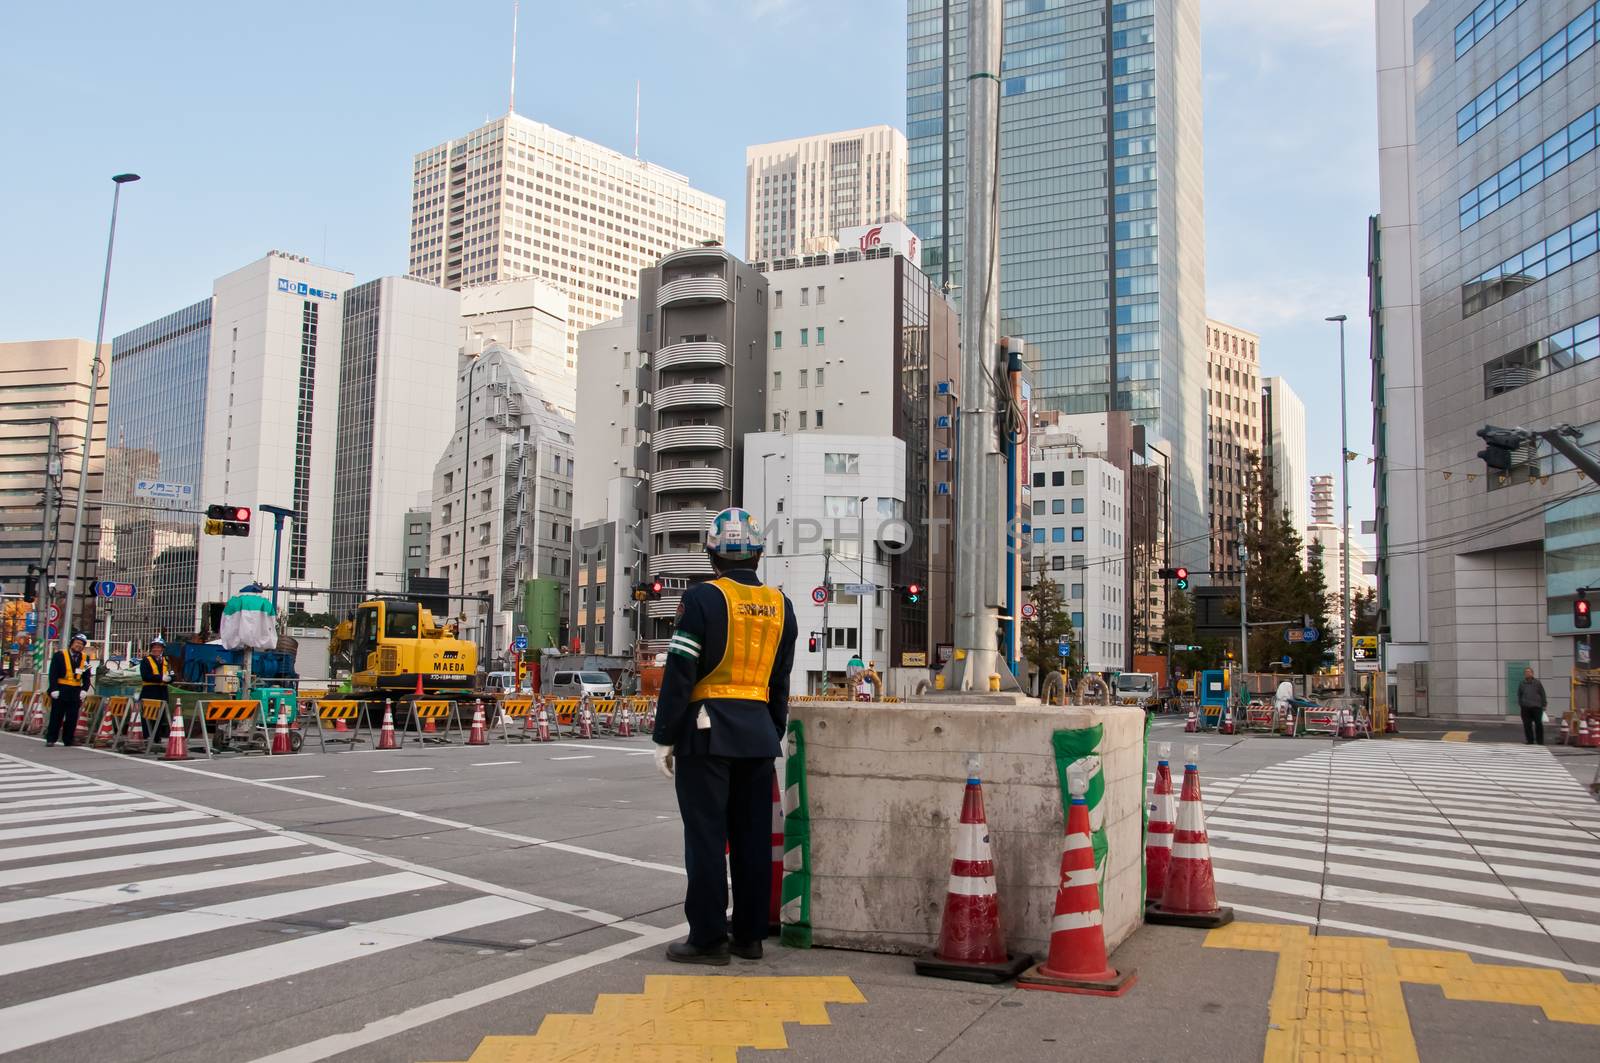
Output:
[811, 586, 828, 604]
[1281, 655, 1292, 667]
[1020, 602, 1037, 620]
[1284, 627, 1320, 643]
[1057, 635, 1071, 657]
[512, 634, 528, 652]
[133, 480, 194, 502]
[841, 582, 876, 596]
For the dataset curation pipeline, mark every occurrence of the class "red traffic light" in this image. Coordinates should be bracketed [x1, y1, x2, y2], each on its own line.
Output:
[234, 507, 251, 522]
[650, 579, 664, 594]
[907, 582, 921, 595]
[808, 635, 819, 653]
[1173, 567, 1188, 580]
[1577, 589, 1592, 629]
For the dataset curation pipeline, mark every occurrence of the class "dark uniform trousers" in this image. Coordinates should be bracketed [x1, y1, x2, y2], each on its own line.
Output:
[45, 689, 83, 745]
[673, 727, 775, 948]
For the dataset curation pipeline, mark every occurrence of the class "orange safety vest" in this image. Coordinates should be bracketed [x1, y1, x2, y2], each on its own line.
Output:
[144, 655, 171, 683]
[689, 578, 785, 703]
[56, 651, 84, 687]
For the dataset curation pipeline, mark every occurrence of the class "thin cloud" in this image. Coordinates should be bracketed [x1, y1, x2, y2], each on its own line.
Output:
[1204, 0, 1371, 39]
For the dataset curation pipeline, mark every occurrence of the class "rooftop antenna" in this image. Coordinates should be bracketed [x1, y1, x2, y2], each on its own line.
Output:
[508, 0, 519, 115]
[634, 80, 641, 160]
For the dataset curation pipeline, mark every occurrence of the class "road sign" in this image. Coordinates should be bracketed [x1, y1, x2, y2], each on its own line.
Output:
[46, 623, 58, 640]
[1020, 602, 1037, 620]
[1057, 635, 1072, 657]
[811, 586, 828, 604]
[512, 634, 528, 651]
[24, 612, 35, 634]
[134, 479, 194, 501]
[47, 603, 60, 624]
[842, 582, 876, 596]
[1284, 627, 1320, 643]
[1281, 655, 1292, 667]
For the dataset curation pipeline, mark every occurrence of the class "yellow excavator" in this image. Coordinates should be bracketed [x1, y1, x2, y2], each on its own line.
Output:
[329, 598, 477, 698]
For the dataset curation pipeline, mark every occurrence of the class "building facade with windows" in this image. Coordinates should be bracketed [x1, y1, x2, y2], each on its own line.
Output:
[1408, 0, 1600, 716]
[460, 277, 575, 418]
[197, 252, 353, 614]
[1309, 473, 1335, 526]
[329, 276, 461, 612]
[745, 126, 908, 262]
[403, 495, 431, 584]
[906, 0, 1209, 568]
[98, 301, 211, 645]
[409, 113, 725, 363]
[0, 339, 107, 642]
[1204, 319, 1261, 582]
[1029, 421, 1128, 675]
[1261, 375, 1308, 539]
[429, 345, 575, 661]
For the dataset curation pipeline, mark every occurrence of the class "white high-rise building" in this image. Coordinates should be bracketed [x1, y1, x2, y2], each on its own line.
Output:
[198, 252, 354, 613]
[409, 113, 725, 362]
[460, 277, 575, 418]
[1262, 376, 1308, 537]
[745, 125, 907, 262]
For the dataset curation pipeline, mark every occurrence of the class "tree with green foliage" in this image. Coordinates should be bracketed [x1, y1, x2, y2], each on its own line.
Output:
[1351, 587, 1379, 637]
[1023, 578, 1077, 692]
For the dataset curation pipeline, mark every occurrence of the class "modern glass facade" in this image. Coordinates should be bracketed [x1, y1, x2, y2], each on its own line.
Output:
[906, 0, 1208, 562]
[100, 299, 211, 645]
[330, 279, 382, 609]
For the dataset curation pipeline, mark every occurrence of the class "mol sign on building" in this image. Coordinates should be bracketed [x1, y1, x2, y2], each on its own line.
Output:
[836, 221, 920, 262]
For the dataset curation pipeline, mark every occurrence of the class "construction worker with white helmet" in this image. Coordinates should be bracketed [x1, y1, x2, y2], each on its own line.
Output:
[653, 507, 797, 965]
[140, 636, 175, 736]
[45, 631, 93, 747]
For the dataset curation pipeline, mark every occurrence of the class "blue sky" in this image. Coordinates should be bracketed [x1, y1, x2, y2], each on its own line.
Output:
[0, 0, 1379, 536]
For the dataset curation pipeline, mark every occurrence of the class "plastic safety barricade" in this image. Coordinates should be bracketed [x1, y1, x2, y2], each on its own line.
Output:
[310, 699, 369, 753]
[549, 697, 579, 731]
[1244, 700, 1275, 732]
[408, 699, 460, 744]
[193, 698, 272, 759]
[89, 696, 129, 748]
[113, 699, 170, 754]
[1302, 705, 1340, 735]
[496, 697, 534, 741]
[23, 692, 48, 735]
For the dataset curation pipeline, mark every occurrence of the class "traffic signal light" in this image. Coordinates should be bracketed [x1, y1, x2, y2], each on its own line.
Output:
[649, 579, 665, 599]
[1476, 425, 1522, 472]
[808, 634, 819, 653]
[902, 582, 922, 605]
[204, 504, 252, 537]
[632, 584, 649, 602]
[1174, 566, 1189, 591]
[1577, 589, 1592, 630]
[22, 572, 36, 604]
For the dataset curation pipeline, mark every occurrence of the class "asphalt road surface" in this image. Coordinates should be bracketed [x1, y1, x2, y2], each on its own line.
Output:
[0, 719, 1596, 1062]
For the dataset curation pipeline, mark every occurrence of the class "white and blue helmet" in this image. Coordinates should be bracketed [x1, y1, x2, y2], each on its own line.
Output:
[705, 507, 764, 560]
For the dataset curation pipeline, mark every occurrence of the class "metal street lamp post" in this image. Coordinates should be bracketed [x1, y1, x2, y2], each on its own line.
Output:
[63, 173, 139, 645]
[1326, 313, 1353, 700]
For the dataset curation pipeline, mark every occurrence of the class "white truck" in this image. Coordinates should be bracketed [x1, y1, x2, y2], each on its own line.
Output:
[1113, 672, 1159, 710]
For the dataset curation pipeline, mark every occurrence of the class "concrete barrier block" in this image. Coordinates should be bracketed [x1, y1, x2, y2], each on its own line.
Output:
[790, 697, 1146, 961]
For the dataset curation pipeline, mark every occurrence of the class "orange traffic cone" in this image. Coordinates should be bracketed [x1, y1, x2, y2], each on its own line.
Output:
[914, 759, 1032, 982]
[769, 772, 784, 931]
[1145, 743, 1175, 906]
[162, 708, 189, 761]
[1017, 771, 1135, 996]
[93, 706, 116, 748]
[467, 699, 488, 746]
[1183, 708, 1198, 733]
[1146, 747, 1233, 928]
[334, 716, 349, 734]
[377, 699, 399, 750]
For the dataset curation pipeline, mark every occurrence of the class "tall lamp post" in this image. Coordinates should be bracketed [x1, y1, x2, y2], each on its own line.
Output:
[63, 173, 139, 645]
[1326, 313, 1353, 700]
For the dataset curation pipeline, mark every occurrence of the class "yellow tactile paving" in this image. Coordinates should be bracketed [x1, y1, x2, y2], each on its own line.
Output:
[431, 975, 865, 1063]
[1207, 922, 1600, 1062]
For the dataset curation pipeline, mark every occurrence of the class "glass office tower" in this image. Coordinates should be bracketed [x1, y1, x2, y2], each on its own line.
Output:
[907, 0, 1208, 561]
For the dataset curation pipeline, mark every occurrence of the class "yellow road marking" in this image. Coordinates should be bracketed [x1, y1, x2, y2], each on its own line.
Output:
[1207, 923, 1600, 1062]
[1441, 731, 1470, 742]
[434, 975, 865, 1063]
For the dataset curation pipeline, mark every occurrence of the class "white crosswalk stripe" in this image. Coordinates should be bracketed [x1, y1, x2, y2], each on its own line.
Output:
[0, 752, 587, 1058]
[1167, 741, 1600, 960]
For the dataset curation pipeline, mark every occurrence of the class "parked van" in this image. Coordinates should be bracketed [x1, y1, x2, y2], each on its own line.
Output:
[545, 669, 615, 699]
[483, 671, 529, 695]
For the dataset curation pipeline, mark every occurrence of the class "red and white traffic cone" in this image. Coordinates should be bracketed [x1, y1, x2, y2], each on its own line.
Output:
[769, 772, 784, 931]
[579, 701, 593, 740]
[1183, 708, 1198, 733]
[162, 708, 189, 761]
[7, 698, 24, 730]
[73, 703, 92, 743]
[125, 710, 146, 751]
[93, 706, 116, 748]
[1017, 770, 1135, 996]
[1577, 719, 1590, 747]
[1583, 718, 1599, 748]
[1145, 743, 1175, 907]
[1384, 709, 1399, 734]
[1146, 747, 1233, 928]
[25, 700, 46, 735]
[914, 758, 1032, 982]
[536, 702, 551, 742]
[644, 703, 657, 733]
[467, 699, 487, 746]
[1338, 708, 1357, 740]
[1559, 717, 1571, 745]
[616, 702, 633, 738]
[1218, 705, 1235, 735]
[377, 699, 399, 751]
[271, 707, 292, 754]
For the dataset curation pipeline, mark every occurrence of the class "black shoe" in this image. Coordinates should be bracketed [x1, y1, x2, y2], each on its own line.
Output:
[44, 741, 55, 747]
[666, 940, 730, 966]
[730, 940, 764, 960]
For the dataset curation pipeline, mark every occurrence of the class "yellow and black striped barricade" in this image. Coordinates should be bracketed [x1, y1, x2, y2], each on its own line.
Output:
[550, 697, 579, 734]
[591, 698, 617, 734]
[112, 698, 167, 754]
[496, 696, 534, 742]
[311, 699, 368, 753]
[133, 699, 177, 758]
[195, 698, 270, 759]
[407, 699, 460, 744]
[77, 695, 101, 742]
[89, 696, 129, 748]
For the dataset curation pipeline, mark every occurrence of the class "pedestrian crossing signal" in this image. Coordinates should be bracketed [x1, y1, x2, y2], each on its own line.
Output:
[1577, 589, 1592, 629]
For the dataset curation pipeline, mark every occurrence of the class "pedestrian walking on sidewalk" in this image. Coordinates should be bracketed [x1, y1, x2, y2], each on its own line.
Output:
[1518, 667, 1547, 745]
[652, 508, 797, 966]
[45, 632, 93, 747]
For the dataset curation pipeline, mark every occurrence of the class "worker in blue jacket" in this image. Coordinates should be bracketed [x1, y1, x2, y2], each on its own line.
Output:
[653, 507, 797, 964]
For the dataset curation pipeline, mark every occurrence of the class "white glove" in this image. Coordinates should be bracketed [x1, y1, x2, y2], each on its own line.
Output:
[50, 691, 58, 700]
[654, 744, 675, 780]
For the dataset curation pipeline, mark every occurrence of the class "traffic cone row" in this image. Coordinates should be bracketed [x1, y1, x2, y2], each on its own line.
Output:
[162, 709, 189, 761]
[1018, 769, 1135, 996]
[1144, 744, 1175, 905]
[914, 758, 1031, 982]
[1145, 747, 1233, 929]
[377, 700, 399, 750]
[467, 699, 487, 746]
